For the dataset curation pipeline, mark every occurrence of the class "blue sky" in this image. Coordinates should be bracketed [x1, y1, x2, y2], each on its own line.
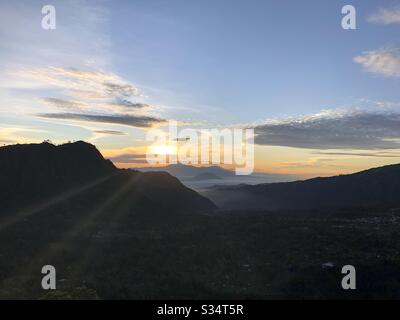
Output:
[1, 0, 400, 176]
[107, 0, 400, 122]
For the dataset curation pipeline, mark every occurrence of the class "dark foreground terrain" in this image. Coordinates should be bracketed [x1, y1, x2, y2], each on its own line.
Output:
[1, 142, 400, 299]
[1, 205, 400, 299]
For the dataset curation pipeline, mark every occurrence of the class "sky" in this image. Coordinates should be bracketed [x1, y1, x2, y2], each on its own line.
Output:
[1, 0, 400, 177]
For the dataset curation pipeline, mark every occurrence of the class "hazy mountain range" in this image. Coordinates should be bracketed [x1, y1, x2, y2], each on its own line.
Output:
[135, 163, 297, 190]
[202, 163, 400, 210]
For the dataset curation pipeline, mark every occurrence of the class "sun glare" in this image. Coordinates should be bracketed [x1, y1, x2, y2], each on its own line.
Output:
[150, 145, 177, 155]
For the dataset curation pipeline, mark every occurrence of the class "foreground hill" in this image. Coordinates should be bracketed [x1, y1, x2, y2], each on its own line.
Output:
[203, 164, 400, 210]
[0, 141, 216, 213]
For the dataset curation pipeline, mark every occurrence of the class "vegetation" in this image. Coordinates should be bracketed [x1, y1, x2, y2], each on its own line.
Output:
[1, 205, 400, 299]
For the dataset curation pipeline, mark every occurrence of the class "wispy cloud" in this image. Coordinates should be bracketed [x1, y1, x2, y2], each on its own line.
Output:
[312, 151, 400, 158]
[0, 138, 16, 145]
[103, 82, 139, 98]
[93, 130, 126, 136]
[254, 109, 400, 150]
[278, 157, 340, 169]
[12, 66, 141, 103]
[108, 153, 148, 164]
[110, 99, 149, 109]
[42, 97, 87, 111]
[354, 49, 400, 77]
[9, 66, 164, 128]
[37, 113, 164, 128]
[0, 126, 49, 144]
[368, 7, 400, 24]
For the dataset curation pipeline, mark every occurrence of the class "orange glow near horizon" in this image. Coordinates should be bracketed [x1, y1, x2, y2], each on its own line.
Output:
[100, 143, 400, 179]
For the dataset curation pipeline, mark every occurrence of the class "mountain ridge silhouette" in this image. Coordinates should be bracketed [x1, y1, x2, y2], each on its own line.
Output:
[0, 141, 216, 213]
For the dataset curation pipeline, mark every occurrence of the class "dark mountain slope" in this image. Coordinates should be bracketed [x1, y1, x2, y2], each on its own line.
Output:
[0, 141, 115, 207]
[0, 141, 216, 213]
[204, 163, 400, 210]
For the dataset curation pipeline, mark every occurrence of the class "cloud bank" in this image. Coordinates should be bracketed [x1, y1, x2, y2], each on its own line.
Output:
[10, 66, 165, 128]
[254, 110, 400, 150]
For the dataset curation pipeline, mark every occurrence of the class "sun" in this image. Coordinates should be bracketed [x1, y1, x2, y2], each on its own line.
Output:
[150, 144, 177, 155]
